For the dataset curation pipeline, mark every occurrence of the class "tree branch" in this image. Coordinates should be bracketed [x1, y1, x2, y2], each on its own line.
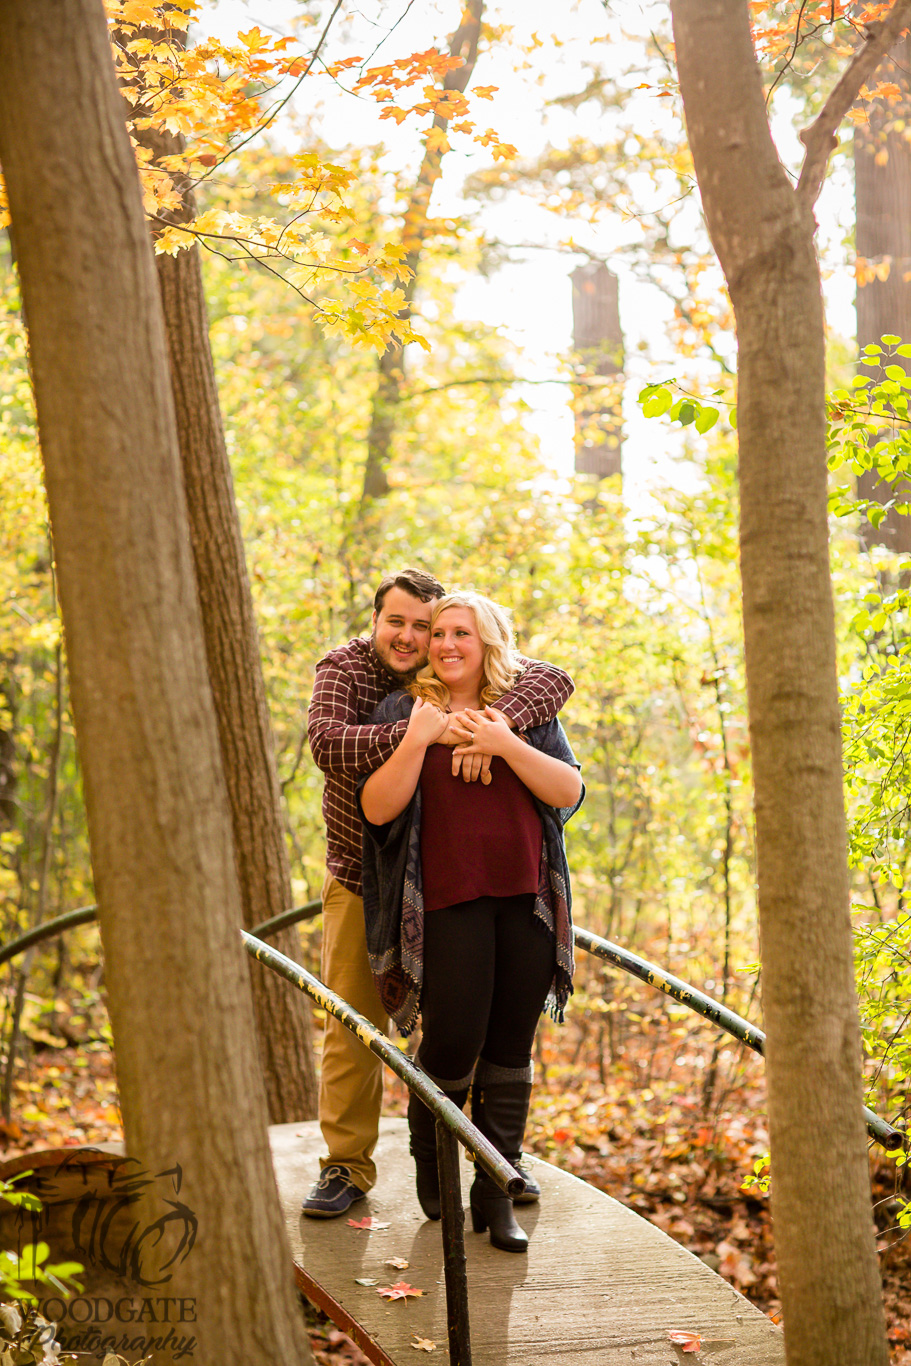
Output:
[796, 0, 911, 209]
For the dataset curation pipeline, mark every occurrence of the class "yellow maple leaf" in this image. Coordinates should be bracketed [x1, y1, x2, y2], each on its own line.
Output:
[121, 1, 159, 24]
[425, 127, 451, 155]
[238, 27, 271, 52]
[155, 226, 194, 255]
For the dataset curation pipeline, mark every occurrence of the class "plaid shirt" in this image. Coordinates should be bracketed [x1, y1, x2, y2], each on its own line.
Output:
[308, 635, 575, 894]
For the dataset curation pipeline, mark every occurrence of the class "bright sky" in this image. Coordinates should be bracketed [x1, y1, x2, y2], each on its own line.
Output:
[200, 0, 858, 508]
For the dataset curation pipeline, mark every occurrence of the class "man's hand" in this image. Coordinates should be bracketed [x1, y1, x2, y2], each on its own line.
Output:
[450, 748, 493, 784]
[406, 695, 448, 747]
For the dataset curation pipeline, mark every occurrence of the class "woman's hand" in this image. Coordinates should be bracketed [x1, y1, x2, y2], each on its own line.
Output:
[405, 695, 448, 748]
[361, 697, 447, 825]
[454, 706, 516, 758]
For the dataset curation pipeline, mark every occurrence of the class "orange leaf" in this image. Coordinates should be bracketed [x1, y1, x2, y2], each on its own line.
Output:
[348, 1216, 390, 1230]
[378, 1281, 424, 1301]
[667, 1330, 702, 1352]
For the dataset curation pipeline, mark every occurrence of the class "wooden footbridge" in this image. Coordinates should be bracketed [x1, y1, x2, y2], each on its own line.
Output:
[0, 904, 902, 1365]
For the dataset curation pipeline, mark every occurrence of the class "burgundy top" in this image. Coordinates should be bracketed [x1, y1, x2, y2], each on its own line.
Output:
[308, 637, 574, 894]
[419, 743, 542, 913]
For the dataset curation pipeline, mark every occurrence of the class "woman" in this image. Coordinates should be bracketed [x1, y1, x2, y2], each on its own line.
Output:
[358, 592, 582, 1253]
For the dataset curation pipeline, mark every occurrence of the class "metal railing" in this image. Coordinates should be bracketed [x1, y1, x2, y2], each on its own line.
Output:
[573, 926, 902, 1152]
[241, 930, 524, 1365]
[1, 901, 903, 1153]
[0, 899, 323, 969]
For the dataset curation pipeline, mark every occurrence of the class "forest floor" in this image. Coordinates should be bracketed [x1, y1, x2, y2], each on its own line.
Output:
[1, 970, 908, 1365]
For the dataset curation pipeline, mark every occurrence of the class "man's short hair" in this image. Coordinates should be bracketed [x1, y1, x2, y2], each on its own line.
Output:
[374, 568, 446, 613]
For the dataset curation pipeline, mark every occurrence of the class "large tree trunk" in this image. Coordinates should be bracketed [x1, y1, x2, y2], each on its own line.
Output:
[129, 99, 317, 1122]
[669, 3, 890, 1363]
[361, 0, 483, 506]
[854, 34, 911, 553]
[0, 5, 312, 1363]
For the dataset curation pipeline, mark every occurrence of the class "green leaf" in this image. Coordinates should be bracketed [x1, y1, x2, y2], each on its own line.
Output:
[896, 344, 911, 358]
[884, 365, 906, 381]
[863, 344, 883, 356]
[641, 387, 672, 419]
[881, 334, 901, 345]
[694, 405, 719, 434]
[729, 407, 738, 430]
[676, 402, 696, 426]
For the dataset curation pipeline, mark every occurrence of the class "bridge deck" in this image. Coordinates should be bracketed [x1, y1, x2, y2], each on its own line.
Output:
[279, 1118, 784, 1365]
[0, 1122, 784, 1365]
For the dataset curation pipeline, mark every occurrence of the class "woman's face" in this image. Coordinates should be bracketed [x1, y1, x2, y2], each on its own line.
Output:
[429, 607, 485, 693]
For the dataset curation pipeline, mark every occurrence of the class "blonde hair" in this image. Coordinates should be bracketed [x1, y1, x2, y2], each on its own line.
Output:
[408, 592, 521, 709]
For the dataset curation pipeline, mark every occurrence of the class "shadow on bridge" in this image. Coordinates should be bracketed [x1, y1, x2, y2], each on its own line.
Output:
[0, 902, 901, 1364]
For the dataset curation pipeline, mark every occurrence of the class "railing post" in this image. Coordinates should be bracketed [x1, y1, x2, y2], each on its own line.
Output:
[436, 1117, 472, 1365]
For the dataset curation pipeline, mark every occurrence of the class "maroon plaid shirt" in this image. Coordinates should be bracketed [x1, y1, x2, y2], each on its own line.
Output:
[308, 635, 575, 894]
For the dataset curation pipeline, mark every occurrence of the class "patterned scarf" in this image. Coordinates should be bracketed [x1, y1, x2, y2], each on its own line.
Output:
[359, 692, 582, 1036]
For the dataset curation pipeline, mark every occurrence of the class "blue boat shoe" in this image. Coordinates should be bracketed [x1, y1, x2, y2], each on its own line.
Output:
[302, 1164, 367, 1219]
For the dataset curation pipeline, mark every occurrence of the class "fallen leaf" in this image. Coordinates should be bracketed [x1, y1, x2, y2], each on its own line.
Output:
[385, 1256, 409, 1269]
[717, 1239, 757, 1287]
[378, 1281, 424, 1302]
[411, 1338, 436, 1352]
[667, 1329, 702, 1352]
[354, 1278, 378, 1286]
[348, 1216, 390, 1230]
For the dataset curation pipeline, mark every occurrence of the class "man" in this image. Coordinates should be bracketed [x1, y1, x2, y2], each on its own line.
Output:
[302, 567, 574, 1217]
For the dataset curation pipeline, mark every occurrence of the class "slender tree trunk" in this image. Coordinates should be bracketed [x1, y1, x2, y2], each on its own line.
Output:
[0, 6, 312, 1363]
[854, 34, 911, 553]
[670, 4, 890, 1363]
[360, 0, 483, 506]
[129, 97, 317, 1122]
[0, 666, 15, 833]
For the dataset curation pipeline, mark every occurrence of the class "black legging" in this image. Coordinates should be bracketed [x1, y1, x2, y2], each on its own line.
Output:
[418, 893, 554, 1084]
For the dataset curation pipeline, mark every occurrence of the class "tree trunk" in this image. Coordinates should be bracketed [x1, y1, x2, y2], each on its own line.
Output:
[361, 0, 484, 506]
[0, 5, 312, 1363]
[131, 103, 317, 1123]
[854, 34, 911, 553]
[0, 667, 16, 832]
[670, 4, 889, 1363]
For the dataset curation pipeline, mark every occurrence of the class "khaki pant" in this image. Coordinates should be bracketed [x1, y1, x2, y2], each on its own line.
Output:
[318, 872, 391, 1191]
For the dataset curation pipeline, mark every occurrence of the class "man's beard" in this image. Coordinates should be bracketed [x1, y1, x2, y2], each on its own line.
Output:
[372, 630, 426, 677]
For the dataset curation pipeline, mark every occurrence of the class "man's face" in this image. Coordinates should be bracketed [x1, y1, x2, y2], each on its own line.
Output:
[371, 586, 435, 676]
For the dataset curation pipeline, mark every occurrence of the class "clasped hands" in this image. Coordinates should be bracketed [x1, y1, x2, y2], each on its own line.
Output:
[406, 697, 514, 784]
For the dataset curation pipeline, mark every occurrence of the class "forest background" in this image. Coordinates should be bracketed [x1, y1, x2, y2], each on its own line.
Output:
[1, 0, 910, 1352]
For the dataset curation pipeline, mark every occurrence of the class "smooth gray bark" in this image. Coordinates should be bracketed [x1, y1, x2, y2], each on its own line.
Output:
[0, 4, 312, 1361]
[669, 3, 894, 1363]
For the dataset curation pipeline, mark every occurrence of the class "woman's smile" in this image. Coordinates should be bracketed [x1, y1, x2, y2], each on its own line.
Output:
[429, 606, 485, 688]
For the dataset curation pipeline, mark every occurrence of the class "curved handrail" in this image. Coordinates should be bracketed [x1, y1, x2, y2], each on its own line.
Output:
[0, 904, 100, 966]
[241, 931, 524, 1196]
[574, 925, 903, 1152]
[0, 898, 323, 969]
[242, 929, 526, 1366]
[3, 899, 903, 1151]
